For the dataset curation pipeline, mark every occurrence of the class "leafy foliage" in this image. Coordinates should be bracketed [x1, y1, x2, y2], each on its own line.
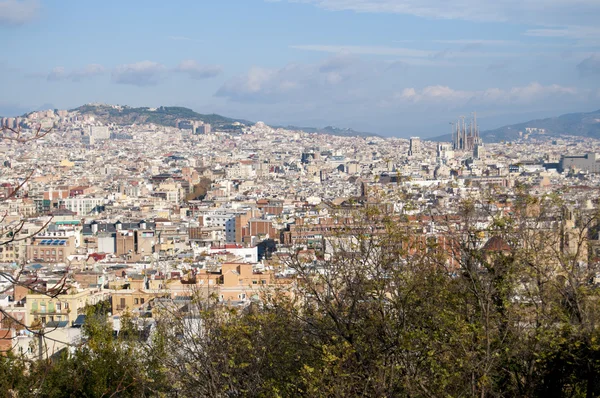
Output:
[2, 195, 600, 397]
[71, 104, 251, 129]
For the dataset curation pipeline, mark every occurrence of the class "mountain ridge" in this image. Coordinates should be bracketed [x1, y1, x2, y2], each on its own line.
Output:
[428, 109, 600, 143]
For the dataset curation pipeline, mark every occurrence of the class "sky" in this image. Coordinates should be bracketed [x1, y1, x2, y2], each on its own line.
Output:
[1, 0, 599, 137]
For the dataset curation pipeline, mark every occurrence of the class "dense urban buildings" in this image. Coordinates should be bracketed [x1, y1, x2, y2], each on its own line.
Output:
[2, 105, 600, 395]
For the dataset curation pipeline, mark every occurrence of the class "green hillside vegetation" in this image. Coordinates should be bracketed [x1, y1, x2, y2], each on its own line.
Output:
[72, 104, 252, 128]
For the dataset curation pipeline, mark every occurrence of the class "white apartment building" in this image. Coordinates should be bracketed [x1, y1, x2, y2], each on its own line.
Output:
[199, 209, 247, 243]
[62, 197, 106, 215]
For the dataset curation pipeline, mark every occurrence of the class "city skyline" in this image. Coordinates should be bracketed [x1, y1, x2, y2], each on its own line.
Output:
[1, 0, 600, 136]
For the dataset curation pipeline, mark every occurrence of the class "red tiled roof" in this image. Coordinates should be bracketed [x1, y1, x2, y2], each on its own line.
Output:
[482, 236, 511, 252]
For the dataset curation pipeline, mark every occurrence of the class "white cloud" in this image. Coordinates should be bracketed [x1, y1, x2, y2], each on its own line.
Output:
[577, 54, 600, 77]
[392, 82, 579, 107]
[289, 0, 599, 27]
[174, 60, 222, 80]
[41, 61, 221, 85]
[432, 39, 515, 46]
[45, 64, 106, 82]
[525, 26, 600, 40]
[291, 44, 521, 65]
[216, 56, 366, 102]
[217, 50, 585, 112]
[46, 66, 66, 81]
[0, 0, 38, 25]
[291, 44, 433, 58]
[70, 64, 105, 81]
[216, 67, 296, 102]
[112, 61, 166, 86]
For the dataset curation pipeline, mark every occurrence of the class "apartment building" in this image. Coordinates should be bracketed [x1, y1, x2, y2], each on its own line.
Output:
[26, 236, 76, 264]
[26, 287, 108, 327]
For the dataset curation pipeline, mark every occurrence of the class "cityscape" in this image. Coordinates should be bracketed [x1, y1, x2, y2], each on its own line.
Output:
[2, 0, 600, 397]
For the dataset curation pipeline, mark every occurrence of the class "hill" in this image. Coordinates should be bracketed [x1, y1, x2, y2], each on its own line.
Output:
[277, 124, 380, 138]
[428, 109, 600, 143]
[69, 104, 380, 137]
[71, 104, 252, 129]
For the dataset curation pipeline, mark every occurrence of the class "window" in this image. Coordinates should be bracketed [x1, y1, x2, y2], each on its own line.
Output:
[141, 298, 145, 304]
[134, 298, 139, 304]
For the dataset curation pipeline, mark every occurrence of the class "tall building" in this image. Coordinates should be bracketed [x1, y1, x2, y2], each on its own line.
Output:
[474, 143, 486, 160]
[452, 113, 481, 151]
[195, 123, 211, 134]
[436, 143, 454, 161]
[89, 126, 110, 140]
[408, 137, 421, 156]
[177, 120, 194, 130]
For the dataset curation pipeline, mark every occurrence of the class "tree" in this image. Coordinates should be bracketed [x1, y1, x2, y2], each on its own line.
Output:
[148, 193, 600, 397]
[0, 123, 63, 354]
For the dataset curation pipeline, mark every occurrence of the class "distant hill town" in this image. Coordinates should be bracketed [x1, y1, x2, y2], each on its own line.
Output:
[71, 104, 251, 131]
[69, 104, 379, 138]
[1, 103, 380, 139]
[5, 104, 600, 141]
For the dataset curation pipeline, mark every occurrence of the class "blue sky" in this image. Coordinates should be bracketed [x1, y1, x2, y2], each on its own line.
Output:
[1, 0, 599, 137]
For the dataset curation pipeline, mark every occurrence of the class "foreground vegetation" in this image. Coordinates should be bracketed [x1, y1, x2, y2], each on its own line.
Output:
[3, 195, 600, 397]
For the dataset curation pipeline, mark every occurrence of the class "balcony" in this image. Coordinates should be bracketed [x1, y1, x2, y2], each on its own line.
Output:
[31, 308, 69, 315]
[32, 309, 69, 315]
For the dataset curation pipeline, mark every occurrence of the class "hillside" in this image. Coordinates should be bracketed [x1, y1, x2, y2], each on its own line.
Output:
[428, 109, 600, 143]
[277, 124, 380, 138]
[69, 104, 380, 137]
[71, 104, 252, 128]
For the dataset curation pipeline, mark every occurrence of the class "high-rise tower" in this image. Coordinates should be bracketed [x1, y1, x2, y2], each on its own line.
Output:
[408, 137, 421, 156]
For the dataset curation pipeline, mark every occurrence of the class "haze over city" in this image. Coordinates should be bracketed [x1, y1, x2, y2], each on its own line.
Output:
[1, 0, 600, 136]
